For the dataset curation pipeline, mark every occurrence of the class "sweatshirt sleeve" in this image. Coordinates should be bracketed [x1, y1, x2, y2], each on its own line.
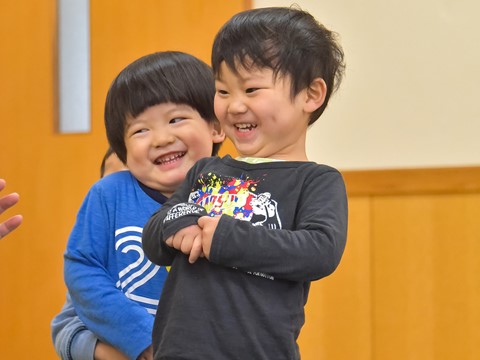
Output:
[51, 292, 97, 360]
[64, 186, 152, 360]
[209, 169, 348, 282]
[143, 161, 206, 266]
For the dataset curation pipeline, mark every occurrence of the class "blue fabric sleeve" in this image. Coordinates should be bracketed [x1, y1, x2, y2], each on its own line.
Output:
[51, 292, 97, 360]
[64, 185, 152, 360]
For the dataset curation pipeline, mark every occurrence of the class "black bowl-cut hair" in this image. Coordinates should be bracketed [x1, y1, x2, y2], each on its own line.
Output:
[105, 51, 221, 163]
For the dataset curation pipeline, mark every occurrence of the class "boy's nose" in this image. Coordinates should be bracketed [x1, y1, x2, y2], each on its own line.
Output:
[152, 130, 175, 147]
[227, 97, 248, 114]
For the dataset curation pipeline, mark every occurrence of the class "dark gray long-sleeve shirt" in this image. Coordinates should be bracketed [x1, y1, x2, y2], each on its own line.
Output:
[143, 155, 348, 360]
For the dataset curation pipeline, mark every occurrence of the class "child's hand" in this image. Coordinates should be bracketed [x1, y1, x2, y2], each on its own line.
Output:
[197, 216, 221, 260]
[165, 225, 204, 263]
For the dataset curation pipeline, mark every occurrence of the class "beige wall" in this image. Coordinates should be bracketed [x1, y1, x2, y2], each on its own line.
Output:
[254, 0, 480, 170]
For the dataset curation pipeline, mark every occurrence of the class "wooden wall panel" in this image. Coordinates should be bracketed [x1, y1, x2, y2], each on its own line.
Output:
[300, 167, 479, 360]
[373, 194, 480, 360]
[343, 167, 480, 196]
[299, 197, 373, 360]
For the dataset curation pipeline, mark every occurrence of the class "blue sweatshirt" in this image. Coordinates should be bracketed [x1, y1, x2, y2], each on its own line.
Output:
[62, 171, 167, 359]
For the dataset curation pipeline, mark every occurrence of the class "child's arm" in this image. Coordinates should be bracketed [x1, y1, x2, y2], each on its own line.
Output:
[64, 184, 154, 360]
[143, 201, 207, 265]
[143, 159, 207, 265]
[206, 170, 348, 282]
[51, 292, 131, 360]
[51, 292, 99, 359]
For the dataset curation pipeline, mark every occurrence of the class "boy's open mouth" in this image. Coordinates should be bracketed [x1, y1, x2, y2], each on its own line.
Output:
[235, 123, 257, 132]
[154, 152, 186, 165]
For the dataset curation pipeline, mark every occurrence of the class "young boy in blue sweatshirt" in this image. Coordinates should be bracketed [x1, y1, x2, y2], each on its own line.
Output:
[142, 7, 348, 360]
[51, 51, 224, 360]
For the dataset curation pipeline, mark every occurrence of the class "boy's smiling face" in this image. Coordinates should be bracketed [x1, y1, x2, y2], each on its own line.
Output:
[124, 103, 224, 197]
[214, 62, 312, 161]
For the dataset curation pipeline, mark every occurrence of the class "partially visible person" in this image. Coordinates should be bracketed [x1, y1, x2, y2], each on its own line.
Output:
[100, 147, 128, 178]
[142, 7, 347, 360]
[51, 51, 224, 360]
[0, 178, 23, 240]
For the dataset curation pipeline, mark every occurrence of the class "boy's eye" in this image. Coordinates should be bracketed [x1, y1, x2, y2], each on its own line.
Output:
[133, 128, 148, 135]
[169, 117, 185, 124]
[245, 88, 258, 94]
[216, 89, 228, 96]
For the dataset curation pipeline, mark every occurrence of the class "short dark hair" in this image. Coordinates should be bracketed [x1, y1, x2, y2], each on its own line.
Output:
[211, 7, 345, 124]
[105, 51, 221, 163]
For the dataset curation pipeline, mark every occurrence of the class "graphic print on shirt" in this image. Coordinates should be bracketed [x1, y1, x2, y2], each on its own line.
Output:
[188, 172, 282, 229]
[250, 192, 282, 229]
[114, 226, 162, 315]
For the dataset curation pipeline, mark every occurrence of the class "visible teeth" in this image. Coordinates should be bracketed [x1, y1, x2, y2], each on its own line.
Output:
[235, 123, 256, 131]
[155, 152, 185, 164]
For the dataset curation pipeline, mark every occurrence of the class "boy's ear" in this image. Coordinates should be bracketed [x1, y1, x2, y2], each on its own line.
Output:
[304, 78, 327, 113]
[211, 120, 226, 143]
